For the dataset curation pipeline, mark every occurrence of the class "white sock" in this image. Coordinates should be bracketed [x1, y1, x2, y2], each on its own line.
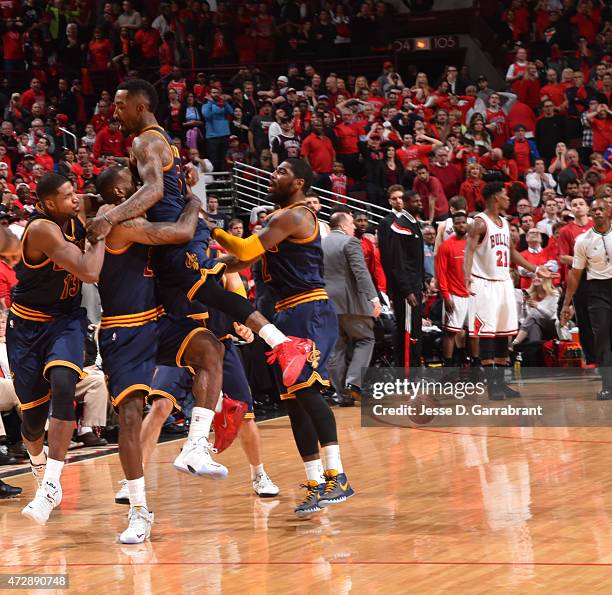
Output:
[29, 449, 46, 466]
[258, 324, 289, 348]
[250, 463, 264, 480]
[188, 407, 214, 441]
[322, 444, 343, 474]
[214, 391, 224, 413]
[78, 426, 92, 436]
[43, 458, 64, 485]
[127, 476, 147, 508]
[304, 459, 325, 484]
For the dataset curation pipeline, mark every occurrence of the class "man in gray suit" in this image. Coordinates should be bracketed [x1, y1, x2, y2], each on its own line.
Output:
[323, 212, 381, 406]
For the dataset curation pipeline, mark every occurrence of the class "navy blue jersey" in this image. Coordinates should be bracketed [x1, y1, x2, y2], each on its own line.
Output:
[130, 123, 211, 258]
[262, 202, 326, 299]
[98, 242, 160, 325]
[131, 124, 188, 224]
[11, 207, 86, 319]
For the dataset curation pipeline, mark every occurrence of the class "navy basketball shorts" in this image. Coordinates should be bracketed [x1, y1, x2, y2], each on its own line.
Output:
[272, 298, 338, 400]
[98, 320, 158, 409]
[7, 308, 87, 411]
[152, 230, 226, 302]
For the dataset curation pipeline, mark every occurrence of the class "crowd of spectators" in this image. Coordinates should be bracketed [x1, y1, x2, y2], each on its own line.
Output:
[0, 0, 611, 481]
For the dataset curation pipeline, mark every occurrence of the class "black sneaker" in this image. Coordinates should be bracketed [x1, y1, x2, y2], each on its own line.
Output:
[0, 479, 21, 499]
[0, 444, 17, 466]
[497, 367, 521, 398]
[294, 481, 325, 519]
[318, 470, 355, 508]
[597, 390, 612, 401]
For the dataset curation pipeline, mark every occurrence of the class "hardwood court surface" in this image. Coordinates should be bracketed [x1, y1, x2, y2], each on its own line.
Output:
[2, 409, 612, 593]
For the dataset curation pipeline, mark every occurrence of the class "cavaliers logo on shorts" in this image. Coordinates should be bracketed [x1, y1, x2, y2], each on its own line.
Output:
[185, 252, 199, 271]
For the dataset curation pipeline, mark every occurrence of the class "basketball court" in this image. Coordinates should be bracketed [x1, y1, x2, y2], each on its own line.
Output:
[2, 402, 612, 593]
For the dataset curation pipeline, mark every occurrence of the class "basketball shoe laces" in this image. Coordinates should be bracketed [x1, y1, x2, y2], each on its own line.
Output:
[192, 435, 219, 458]
[127, 506, 151, 533]
[323, 475, 339, 494]
[300, 480, 321, 499]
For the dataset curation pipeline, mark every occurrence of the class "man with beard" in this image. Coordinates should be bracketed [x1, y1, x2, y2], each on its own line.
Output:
[213, 158, 355, 518]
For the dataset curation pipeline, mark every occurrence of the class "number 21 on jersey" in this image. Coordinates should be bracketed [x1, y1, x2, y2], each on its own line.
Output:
[496, 250, 509, 268]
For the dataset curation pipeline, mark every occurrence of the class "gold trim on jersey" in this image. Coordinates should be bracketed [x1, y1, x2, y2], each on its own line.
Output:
[10, 303, 53, 322]
[111, 384, 150, 408]
[43, 360, 87, 380]
[139, 126, 177, 171]
[18, 391, 51, 411]
[20, 219, 55, 269]
[275, 288, 328, 312]
[146, 389, 182, 412]
[105, 241, 133, 255]
[287, 205, 319, 244]
[186, 262, 227, 301]
[187, 312, 209, 324]
[100, 306, 165, 329]
[280, 371, 330, 400]
[175, 327, 214, 374]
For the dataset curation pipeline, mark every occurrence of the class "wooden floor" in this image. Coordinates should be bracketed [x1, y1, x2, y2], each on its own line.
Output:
[3, 409, 612, 593]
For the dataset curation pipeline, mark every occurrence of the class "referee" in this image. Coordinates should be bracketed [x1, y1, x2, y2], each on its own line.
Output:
[561, 198, 612, 400]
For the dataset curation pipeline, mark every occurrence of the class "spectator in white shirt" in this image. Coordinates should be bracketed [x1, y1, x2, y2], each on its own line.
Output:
[536, 194, 561, 237]
[526, 159, 557, 207]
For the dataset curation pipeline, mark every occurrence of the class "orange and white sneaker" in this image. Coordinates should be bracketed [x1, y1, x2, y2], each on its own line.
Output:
[266, 336, 313, 387]
[213, 395, 248, 453]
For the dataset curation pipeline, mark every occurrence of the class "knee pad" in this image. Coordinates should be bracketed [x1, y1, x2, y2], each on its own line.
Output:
[479, 338, 495, 361]
[21, 405, 49, 442]
[48, 367, 79, 421]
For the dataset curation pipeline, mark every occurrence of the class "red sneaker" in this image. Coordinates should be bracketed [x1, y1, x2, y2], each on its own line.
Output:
[213, 395, 248, 453]
[266, 336, 314, 387]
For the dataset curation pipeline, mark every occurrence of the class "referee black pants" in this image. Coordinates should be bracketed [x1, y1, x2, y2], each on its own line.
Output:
[587, 279, 612, 390]
[391, 292, 423, 369]
[574, 275, 596, 364]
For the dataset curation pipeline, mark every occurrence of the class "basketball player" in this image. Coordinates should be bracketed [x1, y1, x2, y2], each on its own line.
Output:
[463, 182, 553, 399]
[213, 158, 354, 518]
[434, 195, 473, 255]
[7, 174, 107, 525]
[435, 211, 470, 366]
[95, 165, 233, 543]
[86, 79, 312, 390]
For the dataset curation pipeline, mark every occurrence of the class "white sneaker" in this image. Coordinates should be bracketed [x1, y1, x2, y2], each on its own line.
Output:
[173, 437, 228, 479]
[21, 480, 62, 526]
[252, 472, 280, 497]
[115, 479, 129, 505]
[119, 506, 154, 544]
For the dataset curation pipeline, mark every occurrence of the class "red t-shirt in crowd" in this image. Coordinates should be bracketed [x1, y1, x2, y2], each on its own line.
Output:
[518, 248, 549, 289]
[134, 28, 160, 59]
[35, 154, 54, 172]
[429, 162, 462, 200]
[396, 144, 433, 168]
[435, 235, 469, 299]
[512, 138, 532, 176]
[88, 39, 113, 71]
[93, 126, 126, 158]
[360, 235, 386, 293]
[20, 89, 45, 112]
[558, 219, 593, 282]
[0, 260, 17, 307]
[3, 30, 23, 60]
[334, 123, 362, 155]
[300, 133, 334, 174]
[590, 118, 612, 153]
[413, 175, 448, 220]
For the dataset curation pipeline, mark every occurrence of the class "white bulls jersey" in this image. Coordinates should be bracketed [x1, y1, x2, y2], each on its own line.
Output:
[472, 212, 511, 281]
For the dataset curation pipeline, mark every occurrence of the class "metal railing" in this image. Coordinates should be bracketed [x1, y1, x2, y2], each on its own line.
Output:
[231, 162, 389, 225]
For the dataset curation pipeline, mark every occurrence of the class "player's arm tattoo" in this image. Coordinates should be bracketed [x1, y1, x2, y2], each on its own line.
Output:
[117, 195, 200, 245]
[105, 137, 166, 225]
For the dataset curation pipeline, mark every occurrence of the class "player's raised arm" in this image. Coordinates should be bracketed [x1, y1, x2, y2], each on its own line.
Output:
[30, 207, 107, 284]
[211, 207, 310, 262]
